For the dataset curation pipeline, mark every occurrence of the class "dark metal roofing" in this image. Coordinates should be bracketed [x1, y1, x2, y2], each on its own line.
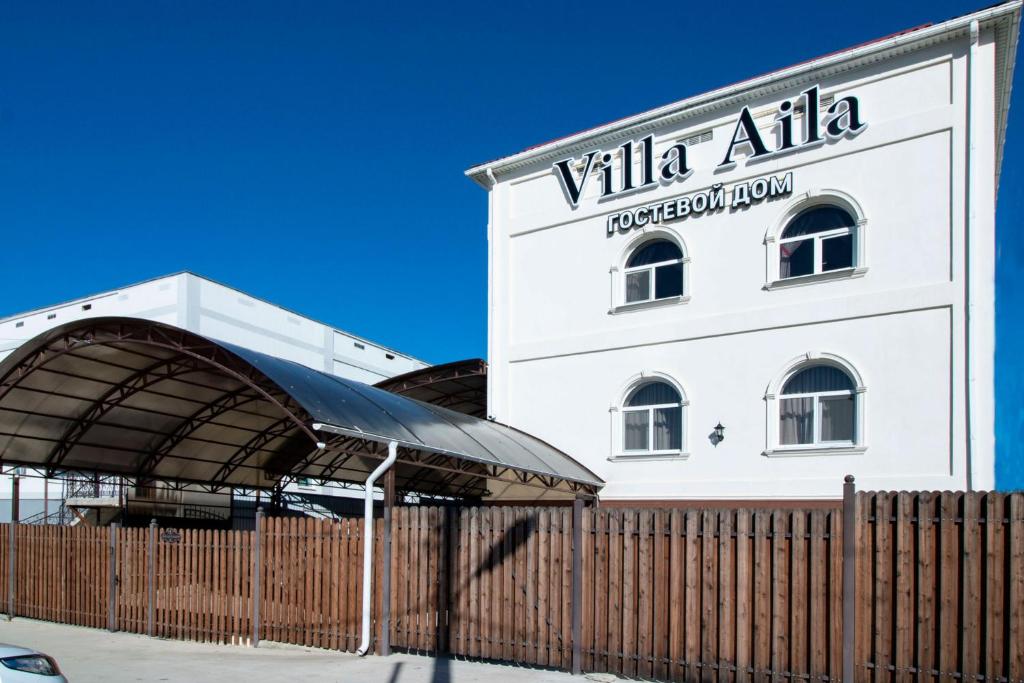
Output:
[374, 359, 487, 418]
[0, 318, 601, 500]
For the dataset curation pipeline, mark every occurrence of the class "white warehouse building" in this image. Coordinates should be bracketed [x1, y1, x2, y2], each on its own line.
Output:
[466, 3, 1019, 500]
[0, 272, 428, 520]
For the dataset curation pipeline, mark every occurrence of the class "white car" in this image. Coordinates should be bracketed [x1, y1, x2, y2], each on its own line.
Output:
[0, 644, 66, 681]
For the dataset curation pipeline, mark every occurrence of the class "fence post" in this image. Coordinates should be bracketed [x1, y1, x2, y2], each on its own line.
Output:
[842, 475, 856, 683]
[108, 522, 119, 632]
[571, 497, 584, 675]
[6, 519, 12, 621]
[7, 469, 18, 621]
[147, 518, 157, 637]
[252, 507, 262, 648]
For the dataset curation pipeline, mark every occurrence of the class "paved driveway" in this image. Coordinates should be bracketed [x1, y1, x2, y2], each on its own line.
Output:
[0, 619, 584, 683]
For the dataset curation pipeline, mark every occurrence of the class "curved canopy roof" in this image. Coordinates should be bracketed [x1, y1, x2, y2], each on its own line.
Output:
[0, 318, 601, 500]
[374, 358, 487, 418]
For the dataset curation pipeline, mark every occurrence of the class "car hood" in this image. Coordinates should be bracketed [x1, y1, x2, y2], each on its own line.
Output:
[0, 644, 42, 658]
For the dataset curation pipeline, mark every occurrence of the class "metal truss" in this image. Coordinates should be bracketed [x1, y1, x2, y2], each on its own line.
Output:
[0, 319, 600, 501]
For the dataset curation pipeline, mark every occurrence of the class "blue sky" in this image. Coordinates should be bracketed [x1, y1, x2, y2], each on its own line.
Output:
[0, 1, 1021, 488]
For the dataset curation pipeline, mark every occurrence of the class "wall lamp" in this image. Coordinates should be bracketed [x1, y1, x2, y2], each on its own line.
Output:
[713, 422, 725, 446]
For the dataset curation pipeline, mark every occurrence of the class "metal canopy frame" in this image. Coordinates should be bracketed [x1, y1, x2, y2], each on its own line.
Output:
[373, 358, 488, 418]
[0, 318, 602, 501]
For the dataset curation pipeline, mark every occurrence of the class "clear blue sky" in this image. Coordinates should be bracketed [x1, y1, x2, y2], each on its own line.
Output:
[0, 1, 1021, 488]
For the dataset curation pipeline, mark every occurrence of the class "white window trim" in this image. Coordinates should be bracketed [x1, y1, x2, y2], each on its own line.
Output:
[763, 352, 867, 457]
[623, 256, 686, 304]
[777, 388, 856, 447]
[609, 372, 690, 460]
[764, 189, 868, 289]
[609, 228, 691, 314]
[622, 400, 684, 453]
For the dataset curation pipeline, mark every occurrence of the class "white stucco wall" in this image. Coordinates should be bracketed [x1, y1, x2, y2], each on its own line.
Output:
[0, 272, 429, 503]
[478, 25, 1004, 499]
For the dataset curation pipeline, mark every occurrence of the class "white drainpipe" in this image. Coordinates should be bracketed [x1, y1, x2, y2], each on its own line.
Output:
[357, 440, 398, 656]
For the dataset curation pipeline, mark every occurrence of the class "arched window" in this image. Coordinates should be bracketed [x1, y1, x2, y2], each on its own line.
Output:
[624, 239, 684, 304]
[779, 205, 856, 279]
[779, 364, 856, 446]
[622, 380, 683, 453]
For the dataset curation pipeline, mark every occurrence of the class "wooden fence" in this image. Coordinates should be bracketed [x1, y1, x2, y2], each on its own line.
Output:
[0, 516, 382, 652]
[855, 491, 1024, 683]
[1, 488, 1022, 683]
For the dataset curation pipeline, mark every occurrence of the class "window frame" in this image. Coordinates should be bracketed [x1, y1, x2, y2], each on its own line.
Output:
[765, 191, 868, 290]
[763, 353, 867, 457]
[621, 399, 682, 453]
[778, 386, 856, 447]
[623, 254, 684, 305]
[610, 230, 691, 314]
[610, 374, 690, 461]
[778, 221, 853, 279]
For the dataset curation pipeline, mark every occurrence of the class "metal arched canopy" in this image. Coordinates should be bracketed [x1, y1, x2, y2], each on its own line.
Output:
[373, 358, 487, 418]
[0, 317, 602, 501]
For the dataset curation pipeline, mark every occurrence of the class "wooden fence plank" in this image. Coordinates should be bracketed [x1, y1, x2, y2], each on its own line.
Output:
[623, 509, 638, 679]
[735, 510, 752, 683]
[538, 508, 551, 667]
[937, 492, 959, 682]
[669, 509, 684, 683]
[873, 494, 893, 683]
[654, 508, 669, 682]
[1008, 494, 1024, 683]
[638, 510, 653, 680]
[582, 507, 595, 673]
[562, 507, 573, 672]
[608, 509, 623, 677]
[770, 511, 789, 683]
[914, 494, 934, 683]
[894, 494, 914, 683]
[808, 510, 827, 681]
[753, 510, 771, 683]
[790, 511, 807, 682]
[984, 494, 1005, 683]
[719, 510, 735, 683]
[701, 509, 718, 683]
[961, 493, 982, 681]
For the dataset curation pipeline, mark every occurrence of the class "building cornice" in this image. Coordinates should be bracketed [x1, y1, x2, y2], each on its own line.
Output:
[465, 1, 1021, 188]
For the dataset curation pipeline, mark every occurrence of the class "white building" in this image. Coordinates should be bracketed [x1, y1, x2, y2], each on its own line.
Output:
[466, 3, 1019, 500]
[0, 272, 428, 518]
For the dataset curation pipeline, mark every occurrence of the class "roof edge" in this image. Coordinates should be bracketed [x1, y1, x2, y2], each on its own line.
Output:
[0, 270, 430, 367]
[466, 0, 1021, 185]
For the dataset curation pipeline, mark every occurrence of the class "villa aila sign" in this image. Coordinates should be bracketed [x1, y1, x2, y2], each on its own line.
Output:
[552, 85, 866, 210]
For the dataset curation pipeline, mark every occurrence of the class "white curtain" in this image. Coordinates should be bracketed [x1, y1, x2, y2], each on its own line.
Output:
[624, 411, 649, 450]
[653, 406, 682, 450]
[820, 396, 855, 441]
[780, 397, 814, 445]
[625, 270, 650, 303]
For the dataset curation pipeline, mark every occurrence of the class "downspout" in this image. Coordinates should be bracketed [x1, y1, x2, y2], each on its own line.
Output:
[965, 19, 979, 489]
[485, 167, 498, 422]
[357, 440, 398, 656]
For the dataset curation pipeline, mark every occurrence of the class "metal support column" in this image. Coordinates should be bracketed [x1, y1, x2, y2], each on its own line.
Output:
[570, 496, 584, 675]
[147, 519, 157, 637]
[8, 468, 18, 621]
[379, 469, 395, 656]
[253, 507, 263, 647]
[842, 475, 856, 683]
[108, 522, 119, 632]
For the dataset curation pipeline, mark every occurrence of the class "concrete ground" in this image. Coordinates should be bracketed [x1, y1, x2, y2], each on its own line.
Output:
[0, 618, 589, 683]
